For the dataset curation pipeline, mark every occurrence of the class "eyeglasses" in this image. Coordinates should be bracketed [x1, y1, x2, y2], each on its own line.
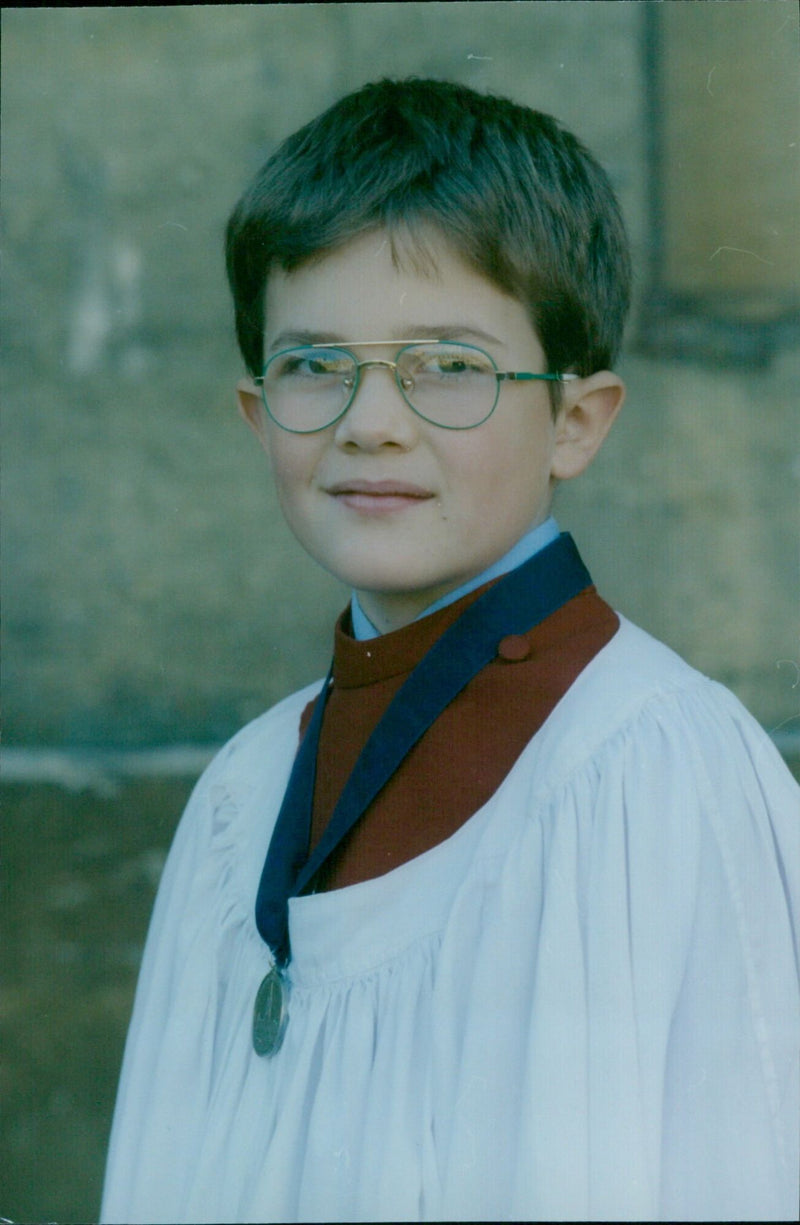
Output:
[254, 340, 578, 433]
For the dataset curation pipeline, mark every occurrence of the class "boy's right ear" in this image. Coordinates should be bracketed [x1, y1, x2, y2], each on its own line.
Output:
[236, 379, 270, 453]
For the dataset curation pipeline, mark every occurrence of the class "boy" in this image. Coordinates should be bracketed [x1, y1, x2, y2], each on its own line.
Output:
[102, 79, 799, 1222]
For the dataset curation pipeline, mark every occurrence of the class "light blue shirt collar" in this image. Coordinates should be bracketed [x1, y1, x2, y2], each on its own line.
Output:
[350, 516, 561, 641]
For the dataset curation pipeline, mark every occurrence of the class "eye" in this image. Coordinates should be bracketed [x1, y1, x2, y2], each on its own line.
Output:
[406, 343, 492, 379]
[415, 347, 494, 378]
[435, 357, 470, 375]
[270, 348, 352, 380]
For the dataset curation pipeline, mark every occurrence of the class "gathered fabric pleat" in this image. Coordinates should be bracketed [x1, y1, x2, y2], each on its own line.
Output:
[102, 619, 800, 1224]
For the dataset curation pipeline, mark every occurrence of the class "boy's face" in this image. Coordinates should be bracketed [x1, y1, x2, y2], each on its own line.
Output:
[238, 228, 622, 633]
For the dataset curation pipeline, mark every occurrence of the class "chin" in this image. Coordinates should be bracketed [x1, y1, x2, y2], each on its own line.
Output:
[312, 543, 439, 591]
[347, 571, 443, 598]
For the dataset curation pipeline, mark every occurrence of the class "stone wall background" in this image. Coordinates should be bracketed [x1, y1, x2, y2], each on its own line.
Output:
[3, 2, 797, 750]
[1, 5, 798, 1221]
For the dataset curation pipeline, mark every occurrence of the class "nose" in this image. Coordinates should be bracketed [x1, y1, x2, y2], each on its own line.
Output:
[333, 360, 418, 451]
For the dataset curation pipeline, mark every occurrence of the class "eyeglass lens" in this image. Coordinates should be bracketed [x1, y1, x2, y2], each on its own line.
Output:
[261, 343, 501, 432]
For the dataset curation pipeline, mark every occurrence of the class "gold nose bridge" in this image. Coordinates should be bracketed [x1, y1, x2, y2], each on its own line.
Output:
[348, 357, 412, 398]
[355, 357, 399, 375]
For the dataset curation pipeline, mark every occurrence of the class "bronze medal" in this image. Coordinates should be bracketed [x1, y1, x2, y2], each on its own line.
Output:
[252, 966, 288, 1057]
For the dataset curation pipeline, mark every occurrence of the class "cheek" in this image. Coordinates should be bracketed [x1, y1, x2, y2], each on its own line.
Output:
[452, 423, 556, 539]
[266, 433, 315, 503]
[445, 425, 547, 505]
[263, 451, 316, 542]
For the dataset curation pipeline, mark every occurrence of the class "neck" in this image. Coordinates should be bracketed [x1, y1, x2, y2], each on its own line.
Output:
[352, 516, 560, 639]
[356, 585, 463, 637]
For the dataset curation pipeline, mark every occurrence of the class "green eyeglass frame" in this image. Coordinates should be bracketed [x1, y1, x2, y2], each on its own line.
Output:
[254, 338, 579, 433]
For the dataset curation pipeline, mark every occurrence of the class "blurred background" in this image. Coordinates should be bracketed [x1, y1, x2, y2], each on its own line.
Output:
[2, 3, 798, 1219]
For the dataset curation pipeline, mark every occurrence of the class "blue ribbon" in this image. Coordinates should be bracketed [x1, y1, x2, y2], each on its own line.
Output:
[255, 532, 592, 967]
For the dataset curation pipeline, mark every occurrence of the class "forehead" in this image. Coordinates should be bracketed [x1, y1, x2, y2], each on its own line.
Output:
[263, 228, 541, 357]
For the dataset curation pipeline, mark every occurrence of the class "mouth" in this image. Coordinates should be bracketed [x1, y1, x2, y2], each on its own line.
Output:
[325, 478, 435, 513]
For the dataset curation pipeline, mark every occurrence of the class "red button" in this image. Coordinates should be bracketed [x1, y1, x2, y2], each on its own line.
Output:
[497, 634, 531, 662]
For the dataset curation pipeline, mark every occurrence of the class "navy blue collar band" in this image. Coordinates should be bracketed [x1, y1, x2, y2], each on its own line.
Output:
[255, 532, 592, 968]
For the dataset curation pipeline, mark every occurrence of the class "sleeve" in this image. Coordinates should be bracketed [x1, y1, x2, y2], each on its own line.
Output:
[562, 670, 800, 1221]
[98, 685, 311, 1225]
[416, 649, 800, 1222]
[651, 682, 799, 1220]
[556, 673, 800, 1220]
[100, 759, 221, 1222]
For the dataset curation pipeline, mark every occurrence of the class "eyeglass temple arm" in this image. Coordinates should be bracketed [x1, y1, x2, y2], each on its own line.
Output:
[497, 372, 579, 383]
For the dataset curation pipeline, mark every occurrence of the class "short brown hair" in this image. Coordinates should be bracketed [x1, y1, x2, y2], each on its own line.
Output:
[226, 77, 631, 386]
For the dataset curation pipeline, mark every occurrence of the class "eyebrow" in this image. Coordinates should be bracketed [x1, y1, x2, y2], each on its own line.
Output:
[267, 324, 504, 352]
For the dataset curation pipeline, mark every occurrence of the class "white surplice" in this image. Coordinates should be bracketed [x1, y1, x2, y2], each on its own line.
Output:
[101, 619, 799, 1223]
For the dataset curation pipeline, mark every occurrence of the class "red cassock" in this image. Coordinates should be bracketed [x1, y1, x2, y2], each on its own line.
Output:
[302, 585, 619, 891]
